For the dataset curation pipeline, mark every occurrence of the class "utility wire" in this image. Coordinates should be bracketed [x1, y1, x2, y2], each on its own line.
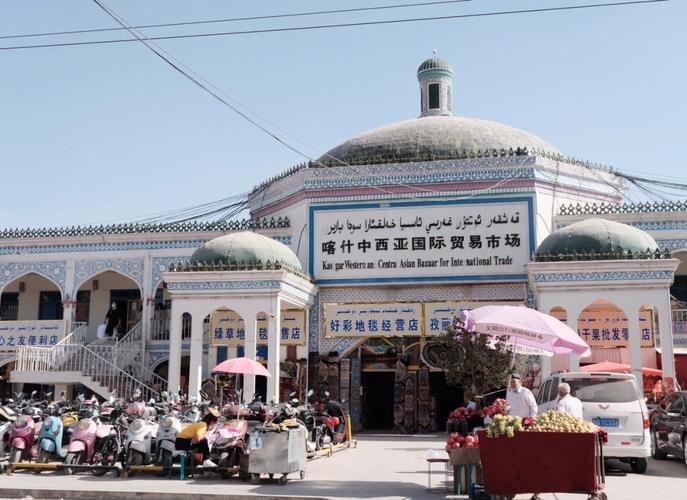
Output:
[0, 0, 479, 40]
[0, 1, 668, 52]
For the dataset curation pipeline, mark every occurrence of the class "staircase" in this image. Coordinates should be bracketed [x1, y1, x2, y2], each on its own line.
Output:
[12, 322, 165, 401]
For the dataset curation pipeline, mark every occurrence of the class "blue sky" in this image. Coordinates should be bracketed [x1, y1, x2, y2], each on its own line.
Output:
[1, 0, 684, 228]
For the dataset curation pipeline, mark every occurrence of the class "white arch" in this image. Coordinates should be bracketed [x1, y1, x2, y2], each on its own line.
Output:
[0, 356, 16, 369]
[0, 271, 64, 298]
[73, 268, 143, 296]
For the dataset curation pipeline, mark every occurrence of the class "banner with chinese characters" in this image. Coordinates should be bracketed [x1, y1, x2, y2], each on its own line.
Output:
[550, 308, 655, 348]
[210, 309, 306, 347]
[325, 303, 423, 337]
[423, 301, 524, 336]
[310, 198, 532, 284]
[0, 320, 67, 352]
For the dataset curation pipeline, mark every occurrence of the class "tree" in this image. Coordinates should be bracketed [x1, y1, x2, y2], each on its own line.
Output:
[430, 319, 512, 399]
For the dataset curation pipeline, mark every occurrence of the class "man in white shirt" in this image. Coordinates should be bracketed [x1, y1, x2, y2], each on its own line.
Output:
[556, 382, 584, 419]
[506, 373, 538, 418]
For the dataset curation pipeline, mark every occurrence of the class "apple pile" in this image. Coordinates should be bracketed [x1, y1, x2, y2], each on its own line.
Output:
[445, 432, 480, 452]
[485, 414, 523, 438]
[525, 410, 599, 434]
[480, 398, 510, 418]
[448, 406, 478, 422]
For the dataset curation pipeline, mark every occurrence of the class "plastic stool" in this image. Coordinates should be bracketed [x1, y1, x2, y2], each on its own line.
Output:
[426, 457, 450, 492]
[453, 463, 482, 495]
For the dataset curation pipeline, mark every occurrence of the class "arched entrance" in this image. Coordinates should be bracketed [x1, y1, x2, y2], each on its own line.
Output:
[154, 355, 190, 394]
[0, 272, 63, 321]
[75, 270, 142, 341]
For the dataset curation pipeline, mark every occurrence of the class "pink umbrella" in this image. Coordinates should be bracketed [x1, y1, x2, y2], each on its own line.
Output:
[211, 357, 271, 377]
[459, 305, 590, 357]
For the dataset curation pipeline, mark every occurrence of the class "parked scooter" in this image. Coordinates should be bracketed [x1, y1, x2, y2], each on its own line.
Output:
[63, 400, 99, 475]
[90, 397, 122, 476]
[35, 414, 67, 470]
[123, 398, 159, 475]
[0, 403, 17, 458]
[155, 412, 182, 474]
[8, 393, 40, 464]
[212, 403, 250, 479]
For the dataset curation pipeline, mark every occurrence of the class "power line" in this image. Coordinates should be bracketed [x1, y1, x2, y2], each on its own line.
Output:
[0, 1, 668, 52]
[0, 0, 478, 40]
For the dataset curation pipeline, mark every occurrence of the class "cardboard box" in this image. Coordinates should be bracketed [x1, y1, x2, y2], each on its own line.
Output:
[449, 447, 481, 465]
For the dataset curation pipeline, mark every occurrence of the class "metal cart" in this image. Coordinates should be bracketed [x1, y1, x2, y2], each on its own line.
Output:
[247, 426, 307, 485]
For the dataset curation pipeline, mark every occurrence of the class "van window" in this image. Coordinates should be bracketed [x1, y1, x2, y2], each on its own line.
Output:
[564, 377, 640, 403]
[548, 377, 560, 403]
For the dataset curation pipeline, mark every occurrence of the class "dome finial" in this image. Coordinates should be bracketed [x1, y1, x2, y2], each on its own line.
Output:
[417, 53, 454, 118]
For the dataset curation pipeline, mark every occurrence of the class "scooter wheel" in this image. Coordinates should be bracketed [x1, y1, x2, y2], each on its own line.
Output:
[250, 473, 260, 484]
[268, 473, 274, 479]
[279, 474, 288, 485]
[300, 470, 305, 480]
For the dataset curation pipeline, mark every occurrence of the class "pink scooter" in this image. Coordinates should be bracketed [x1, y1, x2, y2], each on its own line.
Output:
[212, 404, 250, 479]
[8, 411, 37, 464]
[64, 407, 99, 475]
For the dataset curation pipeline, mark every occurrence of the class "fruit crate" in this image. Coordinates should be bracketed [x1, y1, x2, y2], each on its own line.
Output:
[476, 431, 606, 500]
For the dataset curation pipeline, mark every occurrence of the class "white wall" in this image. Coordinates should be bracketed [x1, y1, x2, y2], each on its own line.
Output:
[2, 273, 61, 320]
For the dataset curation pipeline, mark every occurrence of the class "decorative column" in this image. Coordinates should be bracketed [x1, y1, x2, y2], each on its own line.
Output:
[243, 313, 258, 402]
[64, 260, 76, 333]
[627, 307, 643, 390]
[266, 297, 282, 404]
[141, 254, 154, 349]
[187, 312, 205, 402]
[656, 297, 676, 381]
[168, 305, 183, 398]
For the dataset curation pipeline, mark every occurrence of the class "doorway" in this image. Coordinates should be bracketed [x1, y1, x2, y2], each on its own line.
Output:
[109, 289, 141, 335]
[429, 371, 463, 426]
[361, 371, 395, 430]
[39, 291, 63, 320]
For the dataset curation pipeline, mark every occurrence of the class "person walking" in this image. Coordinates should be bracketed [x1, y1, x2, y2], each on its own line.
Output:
[506, 373, 537, 418]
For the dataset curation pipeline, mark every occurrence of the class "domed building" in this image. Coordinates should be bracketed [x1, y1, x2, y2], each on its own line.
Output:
[0, 55, 684, 427]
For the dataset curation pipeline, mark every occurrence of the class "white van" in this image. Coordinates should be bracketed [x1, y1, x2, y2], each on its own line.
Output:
[537, 371, 650, 473]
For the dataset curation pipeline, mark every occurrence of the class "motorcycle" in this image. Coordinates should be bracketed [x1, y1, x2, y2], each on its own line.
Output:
[155, 411, 182, 475]
[314, 392, 349, 449]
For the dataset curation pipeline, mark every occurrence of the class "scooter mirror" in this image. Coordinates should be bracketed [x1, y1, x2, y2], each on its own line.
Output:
[31, 390, 38, 397]
[149, 398, 156, 405]
[109, 396, 115, 404]
[46, 392, 53, 398]
[78, 394, 85, 401]
[307, 389, 314, 397]
[289, 391, 297, 397]
[292, 398, 299, 405]
[324, 391, 330, 397]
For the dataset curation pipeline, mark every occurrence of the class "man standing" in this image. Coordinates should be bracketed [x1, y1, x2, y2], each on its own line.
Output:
[556, 382, 583, 419]
[506, 373, 537, 418]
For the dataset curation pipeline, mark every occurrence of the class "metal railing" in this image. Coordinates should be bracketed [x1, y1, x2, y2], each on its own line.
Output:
[150, 311, 192, 341]
[15, 322, 161, 401]
[672, 309, 687, 334]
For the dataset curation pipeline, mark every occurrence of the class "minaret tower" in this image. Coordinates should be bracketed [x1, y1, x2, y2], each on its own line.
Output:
[417, 50, 454, 117]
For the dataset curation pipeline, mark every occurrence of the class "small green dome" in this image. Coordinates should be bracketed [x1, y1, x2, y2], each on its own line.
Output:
[190, 231, 301, 269]
[536, 218, 658, 258]
[417, 56, 453, 75]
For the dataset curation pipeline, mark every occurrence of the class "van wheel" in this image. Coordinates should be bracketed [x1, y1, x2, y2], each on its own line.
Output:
[630, 457, 648, 474]
[651, 432, 667, 460]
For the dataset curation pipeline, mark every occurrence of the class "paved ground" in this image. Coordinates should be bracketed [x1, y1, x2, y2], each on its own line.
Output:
[0, 435, 686, 499]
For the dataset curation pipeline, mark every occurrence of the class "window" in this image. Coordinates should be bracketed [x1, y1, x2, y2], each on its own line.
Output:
[670, 396, 684, 414]
[537, 379, 552, 404]
[428, 83, 440, 109]
[564, 377, 640, 403]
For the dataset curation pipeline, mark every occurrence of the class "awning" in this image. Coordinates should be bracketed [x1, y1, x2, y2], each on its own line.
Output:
[656, 347, 687, 356]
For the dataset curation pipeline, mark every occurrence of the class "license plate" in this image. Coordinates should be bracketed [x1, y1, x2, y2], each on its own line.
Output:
[593, 418, 619, 427]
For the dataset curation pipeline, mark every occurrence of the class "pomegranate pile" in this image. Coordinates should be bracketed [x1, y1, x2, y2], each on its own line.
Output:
[445, 431, 480, 452]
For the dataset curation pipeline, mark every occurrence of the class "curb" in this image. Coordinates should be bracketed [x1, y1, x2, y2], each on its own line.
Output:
[0, 489, 328, 500]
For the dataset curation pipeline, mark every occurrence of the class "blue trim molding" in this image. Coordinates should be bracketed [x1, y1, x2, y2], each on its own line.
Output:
[0, 261, 67, 295]
[0, 239, 205, 256]
[167, 280, 281, 291]
[656, 239, 687, 251]
[74, 259, 145, 292]
[534, 270, 674, 282]
[151, 256, 191, 293]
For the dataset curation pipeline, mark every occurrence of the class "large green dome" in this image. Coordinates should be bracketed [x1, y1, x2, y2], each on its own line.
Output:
[190, 231, 301, 269]
[536, 218, 658, 258]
